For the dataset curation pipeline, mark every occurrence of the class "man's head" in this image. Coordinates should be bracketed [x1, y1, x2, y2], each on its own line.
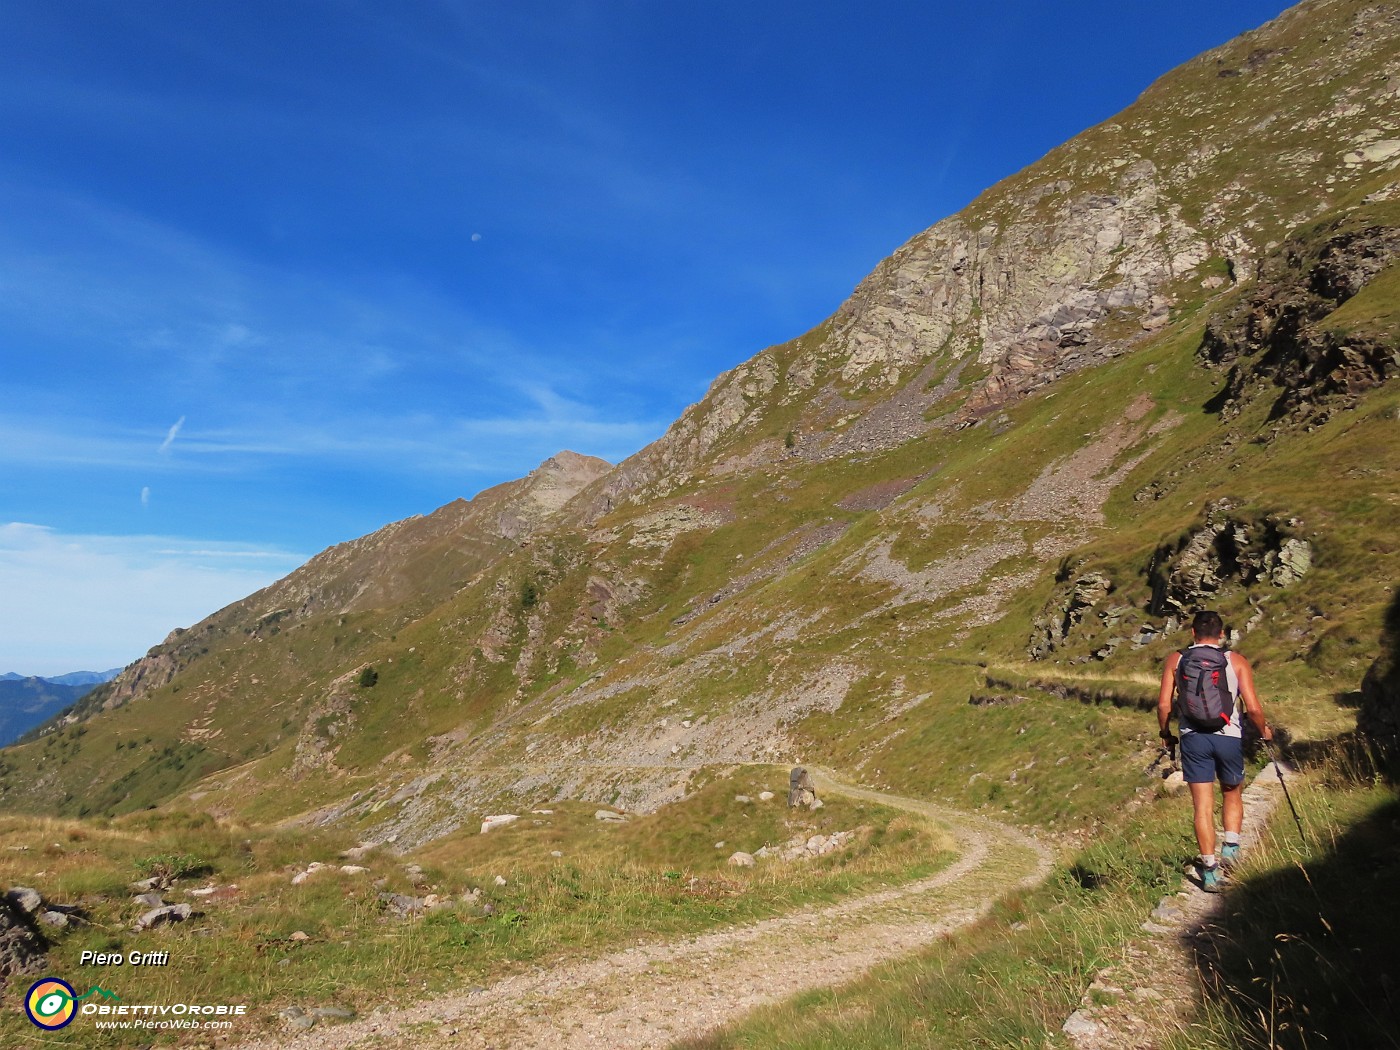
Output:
[1192, 610, 1224, 642]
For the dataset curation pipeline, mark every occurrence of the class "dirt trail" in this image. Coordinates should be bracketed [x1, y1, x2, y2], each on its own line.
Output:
[1060, 760, 1291, 1049]
[236, 772, 1052, 1050]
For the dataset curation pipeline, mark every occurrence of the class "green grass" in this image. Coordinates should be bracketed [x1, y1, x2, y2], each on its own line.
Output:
[673, 794, 1189, 1050]
[1163, 757, 1400, 1050]
[0, 769, 954, 1048]
[1324, 262, 1400, 339]
[673, 754, 1400, 1050]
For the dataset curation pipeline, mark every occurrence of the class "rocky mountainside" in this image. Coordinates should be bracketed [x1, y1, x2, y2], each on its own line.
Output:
[583, 0, 1400, 509]
[3, 0, 1397, 843]
[66, 450, 611, 717]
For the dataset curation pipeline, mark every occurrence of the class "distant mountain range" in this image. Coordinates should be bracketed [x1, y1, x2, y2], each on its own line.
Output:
[0, 669, 123, 747]
[0, 668, 123, 687]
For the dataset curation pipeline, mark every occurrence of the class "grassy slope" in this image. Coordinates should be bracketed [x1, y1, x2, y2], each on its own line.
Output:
[0, 769, 951, 1048]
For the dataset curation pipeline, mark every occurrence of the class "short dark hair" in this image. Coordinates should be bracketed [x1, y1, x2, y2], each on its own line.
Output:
[1192, 610, 1224, 639]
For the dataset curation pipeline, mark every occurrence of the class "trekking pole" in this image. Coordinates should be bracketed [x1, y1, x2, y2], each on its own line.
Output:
[1144, 732, 1177, 776]
[1262, 738, 1306, 845]
[1144, 745, 1171, 776]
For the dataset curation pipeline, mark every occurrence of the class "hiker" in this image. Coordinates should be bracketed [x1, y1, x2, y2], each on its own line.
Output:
[1157, 610, 1272, 892]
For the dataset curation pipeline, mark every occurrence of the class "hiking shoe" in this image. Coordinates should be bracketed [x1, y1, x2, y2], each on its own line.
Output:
[1199, 862, 1223, 893]
[1220, 842, 1242, 868]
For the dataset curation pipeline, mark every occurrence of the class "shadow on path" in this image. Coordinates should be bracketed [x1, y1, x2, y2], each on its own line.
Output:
[1190, 793, 1400, 1050]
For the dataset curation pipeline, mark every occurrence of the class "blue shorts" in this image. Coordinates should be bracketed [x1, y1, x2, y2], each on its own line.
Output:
[1180, 732, 1245, 786]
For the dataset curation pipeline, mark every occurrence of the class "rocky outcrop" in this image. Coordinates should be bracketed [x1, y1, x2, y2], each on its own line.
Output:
[1147, 501, 1312, 617]
[1199, 221, 1400, 427]
[1030, 572, 1115, 660]
[573, 2, 1400, 503]
[0, 894, 47, 983]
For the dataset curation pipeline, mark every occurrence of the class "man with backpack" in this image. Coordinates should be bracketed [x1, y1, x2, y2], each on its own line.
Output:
[1157, 610, 1273, 892]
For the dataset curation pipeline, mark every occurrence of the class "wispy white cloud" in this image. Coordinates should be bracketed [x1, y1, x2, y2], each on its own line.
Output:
[158, 416, 186, 454]
[0, 523, 306, 677]
[0, 395, 661, 479]
[140, 486, 151, 508]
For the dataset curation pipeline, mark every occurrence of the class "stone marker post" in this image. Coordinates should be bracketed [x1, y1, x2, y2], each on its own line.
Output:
[788, 766, 817, 808]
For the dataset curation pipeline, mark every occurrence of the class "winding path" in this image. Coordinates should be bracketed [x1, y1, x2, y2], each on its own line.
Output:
[237, 770, 1053, 1050]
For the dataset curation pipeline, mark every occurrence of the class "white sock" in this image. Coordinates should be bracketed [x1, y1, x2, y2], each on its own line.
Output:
[1201, 853, 1217, 868]
[1224, 832, 1240, 846]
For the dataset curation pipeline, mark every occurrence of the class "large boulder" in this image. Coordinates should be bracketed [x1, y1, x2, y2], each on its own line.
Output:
[788, 767, 817, 808]
[0, 896, 47, 985]
[1029, 572, 1113, 659]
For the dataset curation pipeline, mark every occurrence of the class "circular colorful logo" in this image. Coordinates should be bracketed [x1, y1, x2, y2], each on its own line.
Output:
[25, 978, 77, 1030]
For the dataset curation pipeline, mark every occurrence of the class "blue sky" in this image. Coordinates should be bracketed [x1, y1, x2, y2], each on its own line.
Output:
[1, 0, 1295, 675]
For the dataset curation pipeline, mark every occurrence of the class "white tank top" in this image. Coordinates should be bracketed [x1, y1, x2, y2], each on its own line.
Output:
[1178, 643, 1243, 738]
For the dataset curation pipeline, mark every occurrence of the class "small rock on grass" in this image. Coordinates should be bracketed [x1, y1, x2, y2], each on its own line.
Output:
[1062, 1009, 1108, 1043]
[380, 893, 425, 917]
[727, 852, 756, 868]
[758, 791, 775, 802]
[280, 1006, 315, 1028]
[1150, 901, 1184, 922]
[133, 903, 194, 932]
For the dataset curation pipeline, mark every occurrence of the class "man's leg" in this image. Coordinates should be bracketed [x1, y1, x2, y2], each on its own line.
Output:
[1221, 780, 1244, 836]
[1180, 734, 1219, 858]
[1217, 734, 1246, 867]
[1189, 781, 1217, 858]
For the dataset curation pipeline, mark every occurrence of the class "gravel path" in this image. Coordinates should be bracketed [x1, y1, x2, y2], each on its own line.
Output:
[1060, 760, 1290, 1049]
[235, 771, 1052, 1050]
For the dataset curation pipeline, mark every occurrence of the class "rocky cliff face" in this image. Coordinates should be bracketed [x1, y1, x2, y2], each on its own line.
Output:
[583, 0, 1400, 511]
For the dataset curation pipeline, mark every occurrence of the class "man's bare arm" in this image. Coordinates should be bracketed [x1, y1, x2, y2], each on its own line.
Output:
[1158, 651, 1179, 738]
[1232, 653, 1272, 740]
